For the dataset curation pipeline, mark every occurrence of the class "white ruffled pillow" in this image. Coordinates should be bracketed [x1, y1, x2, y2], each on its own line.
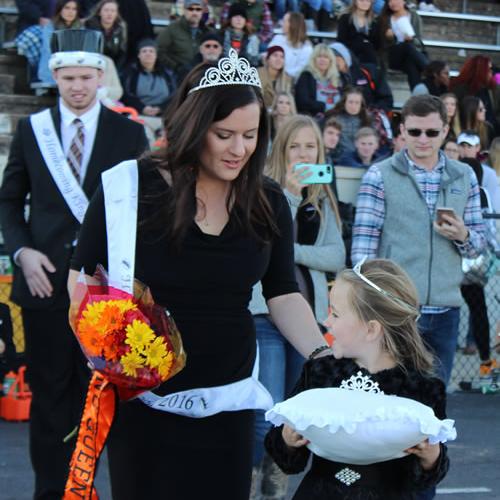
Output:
[265, 388, 457, 465]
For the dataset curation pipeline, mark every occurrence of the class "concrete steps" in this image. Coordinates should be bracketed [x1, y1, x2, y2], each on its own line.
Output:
[0, 93, 55, 114]
[0, 53, 30, 94]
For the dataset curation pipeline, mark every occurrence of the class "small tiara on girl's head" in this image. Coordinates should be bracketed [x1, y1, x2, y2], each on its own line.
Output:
[188, 49, 262, 94]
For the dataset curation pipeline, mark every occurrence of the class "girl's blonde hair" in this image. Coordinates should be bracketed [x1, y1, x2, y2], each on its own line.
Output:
[271, 91, 297, 117]
[489, 137, 500, 176]
[266, 114, 340, 224]
[305, 43, 339, 88]
[440, 93, 461, 138]
[337, 259, 435, 376]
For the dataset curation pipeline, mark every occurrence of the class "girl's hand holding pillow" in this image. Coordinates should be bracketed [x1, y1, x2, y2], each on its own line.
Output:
[405, 438, 441, 470]
[282, 424, 310, 448]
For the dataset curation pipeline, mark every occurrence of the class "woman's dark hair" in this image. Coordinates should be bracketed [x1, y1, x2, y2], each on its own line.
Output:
[423, 60, 446, 81]
[53, 0, 81, 26]
[89, 0, 123, 26]
[460, 156, 483, 184]
[460, 96, 490, 148]
[158, 63, 276, 247]
[328, 86, 371, 126]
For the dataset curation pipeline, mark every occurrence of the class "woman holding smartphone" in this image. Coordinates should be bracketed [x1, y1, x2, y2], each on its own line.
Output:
[250, 114, 345, 498]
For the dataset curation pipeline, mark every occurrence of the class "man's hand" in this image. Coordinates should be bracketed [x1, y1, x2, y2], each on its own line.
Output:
[39, 17, 51, 26]
[143, 106, 161, 117]
[433, 213, 468, 243]
[18, 248, 56, 298]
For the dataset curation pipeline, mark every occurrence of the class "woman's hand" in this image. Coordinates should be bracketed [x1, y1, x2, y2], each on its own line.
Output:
[404, 34, 414, 42]
[285, 164, 311, 197]
[405, 439, 441, 470]
[282, 424, 309, 448]
[385, 28, 394, 40]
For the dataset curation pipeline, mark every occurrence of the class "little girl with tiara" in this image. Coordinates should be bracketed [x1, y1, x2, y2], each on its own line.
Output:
[265, 258, 450, 499]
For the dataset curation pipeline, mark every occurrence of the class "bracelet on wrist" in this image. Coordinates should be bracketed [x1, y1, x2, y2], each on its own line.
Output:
[308, 345, 331, 360]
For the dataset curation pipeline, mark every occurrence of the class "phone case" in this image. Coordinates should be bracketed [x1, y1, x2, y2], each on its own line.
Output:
[293, 163, 333, 184]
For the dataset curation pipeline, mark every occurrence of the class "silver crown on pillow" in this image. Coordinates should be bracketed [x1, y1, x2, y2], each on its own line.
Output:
[188, 49, 261, 94]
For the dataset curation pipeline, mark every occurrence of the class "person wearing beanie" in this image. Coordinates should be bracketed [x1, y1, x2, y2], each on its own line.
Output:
[220, 0, 274, 46]
[0, 29, 148, 499]
[120, 37, 177, 141]
[220, 2, 260, 66]
[157, 0, 213, 78]
[258, 45, 293, 109]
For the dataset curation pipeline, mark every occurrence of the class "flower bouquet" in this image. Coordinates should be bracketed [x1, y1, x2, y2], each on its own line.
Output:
[64, 266, 186, 500]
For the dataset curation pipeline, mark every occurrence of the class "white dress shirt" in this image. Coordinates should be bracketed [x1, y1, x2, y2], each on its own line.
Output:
[59, 98, 101, 184]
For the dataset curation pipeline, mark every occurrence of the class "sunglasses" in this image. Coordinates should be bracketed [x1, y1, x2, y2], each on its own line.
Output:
[353, 257, 419, 314]
[187, 6, 203, 11]
[406, 128, 442, 138]
[202, 43, 220, 49]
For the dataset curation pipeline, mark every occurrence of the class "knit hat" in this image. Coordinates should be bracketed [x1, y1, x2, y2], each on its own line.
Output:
[137, 38, 157, 53]
[199, 32, 223, 46]
[49, 29, 105, 71]
[266, 45, 285, 59]
[330, 42, 352, 69]
[228, 3, 248, 19]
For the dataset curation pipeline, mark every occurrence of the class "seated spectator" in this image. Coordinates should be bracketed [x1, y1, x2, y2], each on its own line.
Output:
[37, 0, 82, 85]
[121, 38, 176, 141]
[442, 138, 459, 161]
[338, 126, 385, 167]
[418, 0, 440, 12]
[220, 0, 274, 48]
[115, 0, 154, 61]
[331, 41, 393, 112]
[324, 86, 372, 158]
[392, 125, 405, 153]
[268, 12, 313, 80]
[295, 43, 341, 118]
[14, 0, 54, 35]
[337, 0, 378, 70]
[440, 92, 461, 141]
[458, 130, 500, 212]
[488, 137, 500, 177]
[323, 117, 343, 166]
[270, 91, 297, 138]
[177, 32, 223, 81]
[85, 0, 128, 69]
[374, 0, 428, 90]
[220, 4, 260, 66]
[157, 0, 212, 78]
[301, 0, 334, 30]
[412, 60, 450, 97]
[273, 0, 299, 23]
[258, 45, 293, 111]
[460, 96, 495, 149]
[450, 55, 500, 136]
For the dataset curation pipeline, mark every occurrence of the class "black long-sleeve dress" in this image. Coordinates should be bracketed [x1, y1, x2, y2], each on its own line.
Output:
[265, 357, 450, 500]
[70, 160, 299, 499]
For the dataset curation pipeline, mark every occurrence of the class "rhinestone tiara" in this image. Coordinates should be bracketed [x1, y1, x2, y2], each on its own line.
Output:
[188, 49, 262, 94]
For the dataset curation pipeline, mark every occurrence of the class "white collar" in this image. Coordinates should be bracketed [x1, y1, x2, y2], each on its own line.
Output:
[59, 98, 101, 128]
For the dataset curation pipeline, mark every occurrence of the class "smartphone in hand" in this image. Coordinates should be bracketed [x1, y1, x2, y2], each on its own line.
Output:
[293, 163, 333, 184]
[436, 207, 457, 225]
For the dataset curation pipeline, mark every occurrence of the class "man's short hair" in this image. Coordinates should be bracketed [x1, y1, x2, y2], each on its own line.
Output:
[323, 117, 342, 131]
[355, 127, 379, 142]
[401, 95, 447, 125]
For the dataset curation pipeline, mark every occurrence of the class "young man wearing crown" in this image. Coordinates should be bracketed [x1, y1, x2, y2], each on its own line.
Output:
[0, 29, 148, 499]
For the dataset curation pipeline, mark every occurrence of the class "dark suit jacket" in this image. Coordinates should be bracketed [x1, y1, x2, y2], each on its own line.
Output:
[0, 104, 148, 310]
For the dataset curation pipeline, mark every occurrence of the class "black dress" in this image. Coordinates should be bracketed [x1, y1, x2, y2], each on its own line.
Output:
[70, 160, 299, 500]
[265, 357, 450, 500]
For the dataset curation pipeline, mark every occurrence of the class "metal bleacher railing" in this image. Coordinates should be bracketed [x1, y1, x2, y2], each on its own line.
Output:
[1, 5, 500, 52]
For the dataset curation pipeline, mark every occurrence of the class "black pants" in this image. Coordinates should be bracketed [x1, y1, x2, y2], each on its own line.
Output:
[22, 308, 89, 500]
[461, 284, 491, 361]
[387, 42, 429, 90]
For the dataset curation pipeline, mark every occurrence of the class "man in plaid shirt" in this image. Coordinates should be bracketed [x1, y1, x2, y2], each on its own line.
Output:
[352, 95, 485, 388]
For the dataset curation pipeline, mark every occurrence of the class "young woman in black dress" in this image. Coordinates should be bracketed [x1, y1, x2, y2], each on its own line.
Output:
[68, 53, 332, 499]
[265, 259, 450, 499]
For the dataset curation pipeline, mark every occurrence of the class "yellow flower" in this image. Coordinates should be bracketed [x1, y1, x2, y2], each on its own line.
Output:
[120, 350, 144, 377]
[112, 299, 137, 314]
[157, 351, 175, 379]
[125, 320, 155, 352]
[144, 337, 168, 368]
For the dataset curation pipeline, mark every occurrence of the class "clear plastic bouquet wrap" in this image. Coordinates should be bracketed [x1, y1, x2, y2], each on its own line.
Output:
[64, 266, 186, 499]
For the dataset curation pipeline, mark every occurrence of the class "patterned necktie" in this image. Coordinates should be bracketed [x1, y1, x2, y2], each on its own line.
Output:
[67, 118, 85, 183]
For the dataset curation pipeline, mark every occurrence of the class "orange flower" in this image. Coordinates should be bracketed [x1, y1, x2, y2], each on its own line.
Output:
[78, 323, 103, 357]
[96, 304, 124, 335]
[102, 333, 122, 362]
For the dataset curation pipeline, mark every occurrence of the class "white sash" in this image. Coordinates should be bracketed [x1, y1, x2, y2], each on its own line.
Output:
[102, 161, 273, 417]
[30, 109, 89, 224]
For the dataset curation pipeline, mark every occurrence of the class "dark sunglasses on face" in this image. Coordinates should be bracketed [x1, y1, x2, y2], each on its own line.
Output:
[406, 128, 442, 138]
[203, 43, 220, 49]
[187, 6, 203, 11]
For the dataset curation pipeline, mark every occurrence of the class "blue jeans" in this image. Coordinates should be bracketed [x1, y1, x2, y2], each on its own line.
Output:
[253, 315, 304, 465]
[274, 0, 300, 20]
[417, 308, 460, 386]
[302, 0, 333, 13]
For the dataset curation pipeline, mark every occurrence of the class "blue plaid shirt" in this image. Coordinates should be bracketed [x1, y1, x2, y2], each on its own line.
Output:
[351, 150, 486, 313]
